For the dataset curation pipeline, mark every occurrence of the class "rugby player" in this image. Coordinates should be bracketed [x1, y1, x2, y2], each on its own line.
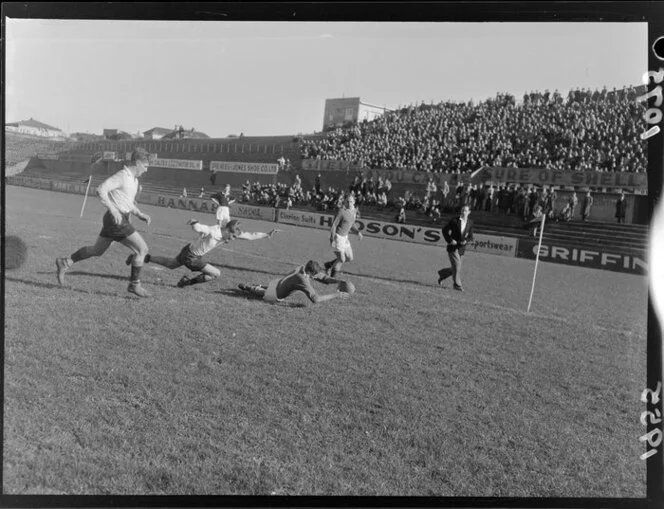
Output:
[125, 219, 280, 288]
[323, 193, 363, 277]
[56, 148, 153, 297]
[238, 260, 350, 304]
[211, 184, 235, 227]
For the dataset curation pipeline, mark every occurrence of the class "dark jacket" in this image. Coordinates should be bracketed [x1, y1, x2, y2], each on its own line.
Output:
[615, 197, 627, 218]
[442, 216, 474, 255]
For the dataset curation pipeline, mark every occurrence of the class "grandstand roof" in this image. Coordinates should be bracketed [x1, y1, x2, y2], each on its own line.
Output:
[161, 129, 210, 139]
[7, 118, 62, 132]
[143, 127, 173, 136]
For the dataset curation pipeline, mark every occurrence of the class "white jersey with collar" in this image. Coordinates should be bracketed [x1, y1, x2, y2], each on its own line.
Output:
[189, 223, 225, 257]
[97, 167, 139, 215]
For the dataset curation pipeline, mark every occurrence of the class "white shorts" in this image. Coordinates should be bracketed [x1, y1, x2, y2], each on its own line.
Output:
[216, 206, 230, 226]
[263, 278, 283, 303]
[332, 233, 353, 262]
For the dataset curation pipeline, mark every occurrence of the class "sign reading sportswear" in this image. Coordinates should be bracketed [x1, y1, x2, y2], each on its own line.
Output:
[515, 238, 646, 275]
[276, 209, 517, 256]
[150, 158, 203, 170]
[210, 161, 279, 174]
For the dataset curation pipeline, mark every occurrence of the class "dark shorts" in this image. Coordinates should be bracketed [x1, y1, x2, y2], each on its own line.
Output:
[175, 245, 207, 272]
[99, 211, 136, 241]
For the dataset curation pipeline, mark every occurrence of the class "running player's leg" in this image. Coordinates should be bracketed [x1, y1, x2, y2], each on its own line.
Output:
[119, 232, 151, 297]
[144, 255, 182, 269]
[56, 235, 114, 285]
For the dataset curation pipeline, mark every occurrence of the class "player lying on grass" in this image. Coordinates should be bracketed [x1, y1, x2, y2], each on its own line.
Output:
[125, 219, 280, 288]
[238, 260, 355, 304]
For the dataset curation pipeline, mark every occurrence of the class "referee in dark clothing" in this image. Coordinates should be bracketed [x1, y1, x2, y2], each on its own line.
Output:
[437, 205, 474, 291]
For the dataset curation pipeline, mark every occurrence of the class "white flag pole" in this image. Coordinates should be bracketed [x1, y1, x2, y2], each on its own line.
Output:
[80, 177, 93, 218]
[527, 214, 546, 313]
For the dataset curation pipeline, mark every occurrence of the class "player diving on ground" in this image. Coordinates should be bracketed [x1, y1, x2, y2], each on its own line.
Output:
[125, 219, 281, 288]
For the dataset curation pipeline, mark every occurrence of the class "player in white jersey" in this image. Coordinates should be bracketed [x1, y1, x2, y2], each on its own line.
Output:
[211, 184, 235, 226]
[56, 148, 153, 297]
[125, 219, 281, 288]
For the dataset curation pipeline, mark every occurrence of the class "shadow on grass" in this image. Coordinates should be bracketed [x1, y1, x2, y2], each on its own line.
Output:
[211, 262, 435, 289]
[214, 288, 308, 308]
[35, 270, 129, 282]
[208, 262, 285, 278]
[5, 275, 130, 299]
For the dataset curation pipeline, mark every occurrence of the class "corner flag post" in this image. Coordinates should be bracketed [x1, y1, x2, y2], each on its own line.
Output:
[80, 176, 92, 218]
[527, 214, 546, 313]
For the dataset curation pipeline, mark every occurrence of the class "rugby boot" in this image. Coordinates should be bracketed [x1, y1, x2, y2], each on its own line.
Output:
[55, 258, 70, 286]
[128, 281, 151, 297]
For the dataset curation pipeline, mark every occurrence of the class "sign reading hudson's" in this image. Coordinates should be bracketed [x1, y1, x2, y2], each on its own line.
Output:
[276, 209, 517, 257]
[211, 161, 279, 174]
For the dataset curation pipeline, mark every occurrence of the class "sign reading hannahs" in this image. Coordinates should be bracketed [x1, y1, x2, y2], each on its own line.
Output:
[515, 238, 646, 275]
[145, 195, 276, 222]
[276, 209, 517, 257]
[210, 161, 279, 174]
[150, 158, 203, 170]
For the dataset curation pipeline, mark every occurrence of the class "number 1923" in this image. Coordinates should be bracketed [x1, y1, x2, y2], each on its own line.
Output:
[640, 381, 662, 460]
[638, 69, 664, 140]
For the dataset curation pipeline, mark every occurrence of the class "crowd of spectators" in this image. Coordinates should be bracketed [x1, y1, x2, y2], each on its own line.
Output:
[299, 87, 646, 174]
[237, 171, 606, 229]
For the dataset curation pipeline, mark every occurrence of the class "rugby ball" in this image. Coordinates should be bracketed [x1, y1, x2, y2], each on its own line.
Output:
[5, 235, 28, 270]
[338, 280, 356, 295]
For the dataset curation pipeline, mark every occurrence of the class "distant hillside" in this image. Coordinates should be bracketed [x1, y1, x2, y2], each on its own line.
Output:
[4, 132, 75, 167]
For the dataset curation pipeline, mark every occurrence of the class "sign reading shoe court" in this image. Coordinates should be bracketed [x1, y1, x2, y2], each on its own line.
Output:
[516, 238, 647, 275]
[210, 161, 279, 174]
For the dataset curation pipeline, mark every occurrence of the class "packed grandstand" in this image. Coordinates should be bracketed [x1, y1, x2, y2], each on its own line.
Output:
[6, 87, 646, 174]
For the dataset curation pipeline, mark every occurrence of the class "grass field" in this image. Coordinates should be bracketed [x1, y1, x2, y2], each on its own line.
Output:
[3, 185, 649, 497]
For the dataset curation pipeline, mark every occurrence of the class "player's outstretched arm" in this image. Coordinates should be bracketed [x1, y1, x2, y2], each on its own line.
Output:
[235, 229, 282, 241]
[188, 219, 214, 235]
[313, 273, 343, 285]
[311, 291, 350, 304]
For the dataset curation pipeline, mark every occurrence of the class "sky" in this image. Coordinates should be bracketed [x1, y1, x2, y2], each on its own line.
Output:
[5, 20, 647, 138]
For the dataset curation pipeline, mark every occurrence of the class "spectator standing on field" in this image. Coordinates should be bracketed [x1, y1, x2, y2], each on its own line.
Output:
[569, 191, 579, 220]
[615, 192, 627, 223]
[581, 191, 594, 221]
[396, 204, 407, 223]
[384, 177, 392, 198]
[437, 204, 474, 292]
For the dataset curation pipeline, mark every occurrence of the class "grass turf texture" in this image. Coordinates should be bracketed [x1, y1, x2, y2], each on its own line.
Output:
[4, 186, 648, 496]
